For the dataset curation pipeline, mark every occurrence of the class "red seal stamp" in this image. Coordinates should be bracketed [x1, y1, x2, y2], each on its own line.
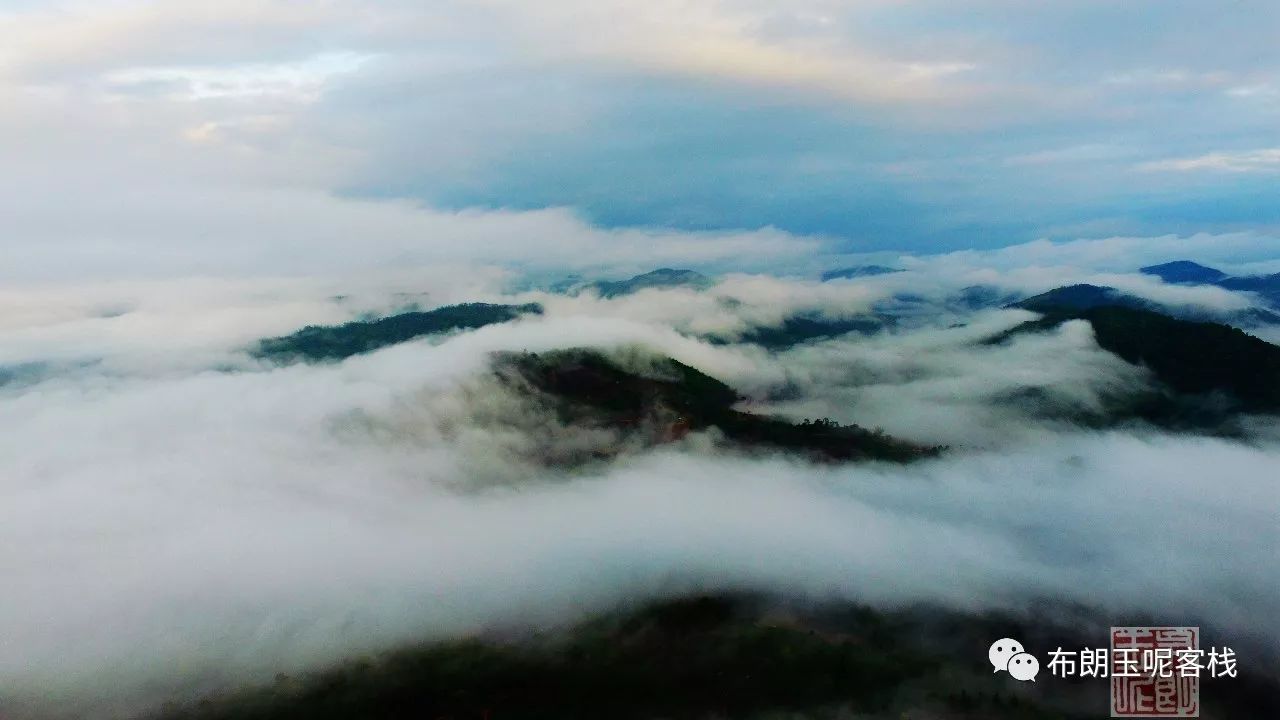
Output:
[1111, 626, 1200, 717]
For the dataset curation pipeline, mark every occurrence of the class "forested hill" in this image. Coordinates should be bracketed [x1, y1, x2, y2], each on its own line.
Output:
[255, 303, 543, 362]
[497, 349, 937, 463]
[992, 305, 1280, 415]
[153, 593, 1280, 720]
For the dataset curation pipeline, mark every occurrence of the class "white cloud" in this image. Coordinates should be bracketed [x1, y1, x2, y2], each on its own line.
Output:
[103, 52, 372, 102]
[1226, 83, 1278, 98]
[2, 256, 1278, 718]
[905, 232, 1280, 277]
[1, 309, 1276, 717]
[1138, 148, 1280, 173]
[534, 273, 889, 341]
[0, 181, 820, 283]
[0, 90, 821, 283]
[0, 0, 354, 81]
[742, 312, 1155, 447]
[0, 1, 981, 106]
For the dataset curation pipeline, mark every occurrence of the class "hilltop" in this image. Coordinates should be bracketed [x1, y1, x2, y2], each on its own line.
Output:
[820, 265, 902, 282]
[1012, 283, 1280, 328]
[1139, 260, 1229, 284]
[1139, 259, 1280, 307]
[496, 349, 937, 463]
[990, 303, 1280, 422]
[255, 303, 543, 362]
[580, 268, 712, 298]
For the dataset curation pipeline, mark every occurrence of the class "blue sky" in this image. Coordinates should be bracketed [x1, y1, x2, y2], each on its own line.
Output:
[0, 1, 1277, 277]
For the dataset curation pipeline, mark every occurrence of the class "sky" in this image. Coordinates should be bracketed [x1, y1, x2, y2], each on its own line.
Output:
[2, 0, 1278, 282]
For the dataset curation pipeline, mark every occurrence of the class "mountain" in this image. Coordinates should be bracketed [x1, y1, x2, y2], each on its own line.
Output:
[153, 592, 1280, 720]
[950, 285, 1024, 311]
[1139, 260, 1228, 284]
[1136, 260, 1280, 308]
[992, 305, 1280, 418]
[1014, 284, 1154, 313]
[735, 315, 886, 349]
[255, 303, 543, 362]
[1013, 283, 1280, 327]
[1077, 307, 1280, 412]
[584, 268, 711, 298]
[497, 349, 936, 463]
[147, 594, 1080, 720]
[820, 265, 902, 281]
[1218, 272, 1280, 307]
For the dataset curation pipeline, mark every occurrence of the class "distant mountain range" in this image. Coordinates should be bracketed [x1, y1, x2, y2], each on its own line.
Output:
[256, 267, 720, 362]
[1141, 259, 1280, 307]
[250, 264, 1280, 429]
[541, 263, 1280, 352]
[820, 265, 902, 281]
[1013, 283, 1280, 327]
[580, 268, 712, 298]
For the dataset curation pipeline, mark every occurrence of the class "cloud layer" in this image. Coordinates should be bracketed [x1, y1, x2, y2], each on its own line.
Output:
[2, 267, 1278, 718]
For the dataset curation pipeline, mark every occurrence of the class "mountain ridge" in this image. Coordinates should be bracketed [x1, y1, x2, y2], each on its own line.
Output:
[583, 268, 712, 298]
[1012, 282, 1280, 327]
[497, 348, 938, 463]
[990, 303, 1280, 422]
[1138, 259, 1280, 307]
[255, 303, 543, 362]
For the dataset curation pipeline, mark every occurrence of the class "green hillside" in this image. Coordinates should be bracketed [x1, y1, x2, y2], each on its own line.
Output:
[736, 316, 885, 349]
[151, 596, 1060, 720]
[992, 305, 1280, 415]
[498, 349, 936, 462]
[255, 303, 543, 362]
[153, 593, 1280, 720]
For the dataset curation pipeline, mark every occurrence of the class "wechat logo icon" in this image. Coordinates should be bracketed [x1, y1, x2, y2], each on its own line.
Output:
[989, 638, 1039, 682]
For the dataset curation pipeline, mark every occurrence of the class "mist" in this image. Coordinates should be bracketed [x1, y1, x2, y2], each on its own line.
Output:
[2, 266, 1278, 719]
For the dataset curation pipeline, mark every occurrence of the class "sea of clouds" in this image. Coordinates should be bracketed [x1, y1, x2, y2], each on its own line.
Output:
[2, 255, 1279, 719]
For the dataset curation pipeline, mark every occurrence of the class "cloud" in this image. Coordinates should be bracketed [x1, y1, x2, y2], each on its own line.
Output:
[102, 52, 373, 102]
[4, 0, 1278, 255]
[473, 1, 977, 104]
[0, 64, 825, 284]
[1139, 148, 1280, 173]
[902, 232, 1280, 277]
[0, 147, 822, 283]
[1, 302, 1277, 717]
[0, 271, 513, 373]
[2, 260, 1279, 718]
[740, 314, 1152, 448]
[0, 1, 979, 105]
[0, 0, 354, 81]
[532, 273, 890, 341]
